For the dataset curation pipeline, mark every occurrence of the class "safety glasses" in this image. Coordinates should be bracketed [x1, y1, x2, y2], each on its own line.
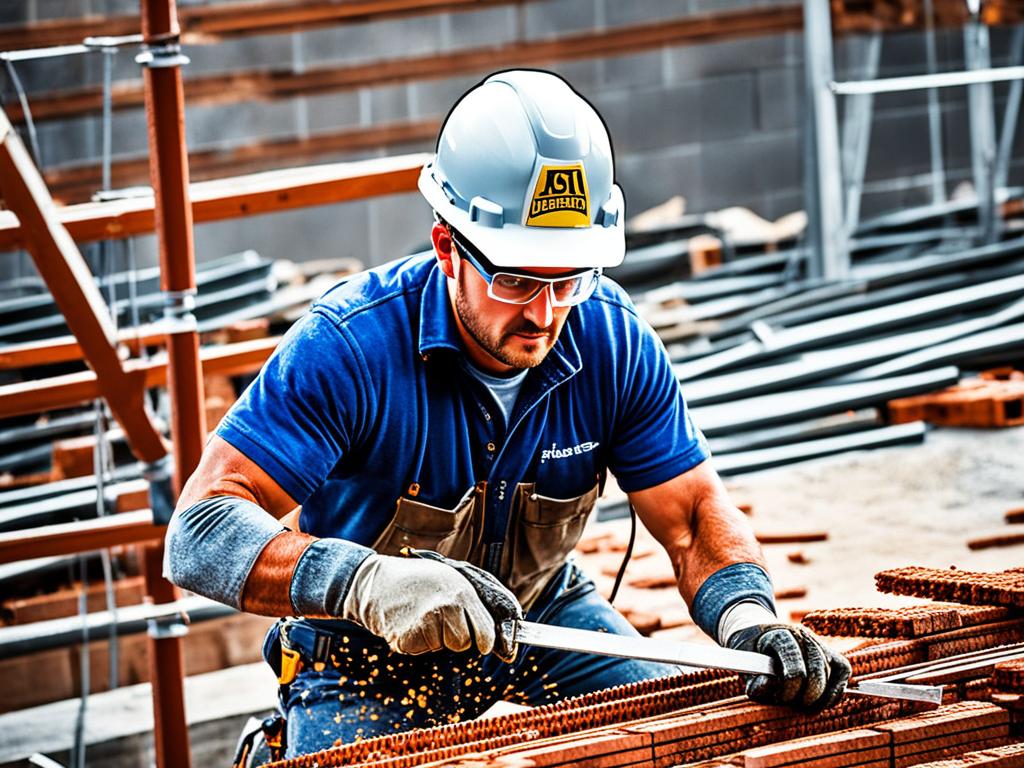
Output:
[449, 229, 601, 307]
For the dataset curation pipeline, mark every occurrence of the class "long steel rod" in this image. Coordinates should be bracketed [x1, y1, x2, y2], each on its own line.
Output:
[832, 65, 1024, 95]
[994, 25, 1024, 192]
[138, 0, 203, 764]
[921, 0, 945, 204]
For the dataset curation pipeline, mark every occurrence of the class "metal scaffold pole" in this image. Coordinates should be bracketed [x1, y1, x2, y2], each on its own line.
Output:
[802, 0, 848, 281]
[137, 0, 206, 764]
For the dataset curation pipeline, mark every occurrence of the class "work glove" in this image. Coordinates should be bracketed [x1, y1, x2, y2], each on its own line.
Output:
[341, 548, 522, 662]
[727, 623, 851, 713]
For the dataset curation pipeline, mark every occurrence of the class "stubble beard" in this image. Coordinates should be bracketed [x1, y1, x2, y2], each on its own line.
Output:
[454, 276, 555, 370]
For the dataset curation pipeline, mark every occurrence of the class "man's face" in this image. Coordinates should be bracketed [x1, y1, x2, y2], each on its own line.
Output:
[451, 254, 574, 371]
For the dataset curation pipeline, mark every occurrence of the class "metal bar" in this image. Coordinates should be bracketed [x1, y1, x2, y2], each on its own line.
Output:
[683, 296, 1024, 407]
[834, 320, 1024, 382]
[712, 422, 927, 476]
[964, 8, 998, 244]
[0, 336, 279, 419]
[690, 368, 958, 437]
[511, 619, 767, 675]
[842, 33, 881, 237]
[0, 153, 428, 252]
[139, 0, 201, 762]
[0, 510, 162, 564]
[994, 25, 1024, 192]
[832, 65, 1024, 95]
[803, 0, 848, 280]
[0, 108, 167, 463]
[922, 0, 946, 203]
[706, 408, 881, 455]
[677, 270, 1024, 381]
[0, 594, 232, 660]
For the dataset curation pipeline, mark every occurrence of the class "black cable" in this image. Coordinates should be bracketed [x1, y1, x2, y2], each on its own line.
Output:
[607, 502, 637, 606]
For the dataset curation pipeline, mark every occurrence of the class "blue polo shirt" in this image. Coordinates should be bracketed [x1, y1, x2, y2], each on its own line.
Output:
[217, 252, 708, 566]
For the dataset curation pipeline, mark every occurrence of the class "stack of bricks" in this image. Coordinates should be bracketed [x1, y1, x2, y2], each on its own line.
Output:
[991, 659, 1024, 718]
[911, 741, 1024, 767]
[886, 371, 1024, 429]
[874, 568, 1024, 610]
[264, 567, 1024, 768]
[800, 605, 1012, 639]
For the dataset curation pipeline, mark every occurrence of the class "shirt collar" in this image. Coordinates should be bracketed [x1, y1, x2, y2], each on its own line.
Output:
[417, 259, 583, 382]
[418, 261, 463, 357]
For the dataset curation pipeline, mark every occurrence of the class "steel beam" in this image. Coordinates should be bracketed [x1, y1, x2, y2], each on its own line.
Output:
[841, 32, 882, 237]
[832, 64, 1024, 94]
[690, 367, 958, 436]
[0, 108, 167, 464]
[713, 422, 927, 476]
[675, 271, 1024, 380]
[0, 510, 162, 565]
[138, 0, 202, 762]
[994, 25, 1024, 192]
[0, 594, 232, 660]
[802, 0, 848, 280]
[964, 6, 998, 243]
[0, 337, 280, 419]
[922, 0, 946, 204]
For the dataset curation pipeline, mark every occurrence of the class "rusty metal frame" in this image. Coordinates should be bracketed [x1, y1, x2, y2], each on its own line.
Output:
[0, 108, 168, 464]
[0, 336, 280, 419]
[0, 153, 427, 251]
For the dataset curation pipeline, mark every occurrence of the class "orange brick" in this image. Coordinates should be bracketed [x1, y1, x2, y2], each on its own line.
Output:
[742, 728, 889, 767]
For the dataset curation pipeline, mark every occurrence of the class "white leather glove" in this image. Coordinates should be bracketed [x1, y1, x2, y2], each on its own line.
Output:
[341, 550, 522, 660]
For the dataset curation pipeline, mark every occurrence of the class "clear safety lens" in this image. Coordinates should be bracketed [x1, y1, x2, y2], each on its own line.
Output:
[450, 229, 600, 307]
[488, 270, 599, 307]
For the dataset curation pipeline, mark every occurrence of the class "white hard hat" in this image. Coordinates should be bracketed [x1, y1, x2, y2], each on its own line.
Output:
[418, 69, 625, 269]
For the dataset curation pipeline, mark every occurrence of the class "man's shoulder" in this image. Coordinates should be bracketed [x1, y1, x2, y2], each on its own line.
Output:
[575, 275, 643, 333]
[311, 252, 434, 329]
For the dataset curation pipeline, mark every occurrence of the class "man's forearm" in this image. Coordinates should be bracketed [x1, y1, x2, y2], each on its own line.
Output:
[165, 495, 373, 617]
[677, 498, 775, 642]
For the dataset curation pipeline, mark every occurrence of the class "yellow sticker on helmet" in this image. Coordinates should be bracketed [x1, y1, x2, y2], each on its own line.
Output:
[525, 164, 591, 228]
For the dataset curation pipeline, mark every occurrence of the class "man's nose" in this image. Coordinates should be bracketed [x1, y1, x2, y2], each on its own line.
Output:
[523, 284, 554, 328]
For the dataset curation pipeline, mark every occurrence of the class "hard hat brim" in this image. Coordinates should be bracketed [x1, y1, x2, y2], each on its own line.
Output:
[420, 165, 625, 270]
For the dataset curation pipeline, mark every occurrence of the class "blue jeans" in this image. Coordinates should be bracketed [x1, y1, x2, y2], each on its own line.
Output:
[276, 563, 683, 757]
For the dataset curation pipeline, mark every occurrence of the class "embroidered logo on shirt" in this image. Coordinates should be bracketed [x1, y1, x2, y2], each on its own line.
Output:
[540, 441, 600, 464]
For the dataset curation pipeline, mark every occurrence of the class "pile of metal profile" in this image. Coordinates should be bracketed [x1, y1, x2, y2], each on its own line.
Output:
[626, 200, 1024, 477]
[0, 250, 275, 344]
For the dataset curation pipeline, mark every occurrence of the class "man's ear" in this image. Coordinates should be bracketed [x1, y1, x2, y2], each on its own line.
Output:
[431, 222, 456, 279]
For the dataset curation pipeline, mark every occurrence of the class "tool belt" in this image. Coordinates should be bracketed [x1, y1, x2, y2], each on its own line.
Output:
[272, 619, 342, 688]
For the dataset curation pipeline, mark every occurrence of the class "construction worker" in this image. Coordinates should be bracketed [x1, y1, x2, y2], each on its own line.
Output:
[167, 70, 850, 759]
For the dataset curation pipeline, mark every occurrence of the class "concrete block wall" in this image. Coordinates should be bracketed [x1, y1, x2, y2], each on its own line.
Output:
[1, 1, 1022, 276]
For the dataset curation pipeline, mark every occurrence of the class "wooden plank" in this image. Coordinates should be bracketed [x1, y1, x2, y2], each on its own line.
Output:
[0, 153, 428, 251]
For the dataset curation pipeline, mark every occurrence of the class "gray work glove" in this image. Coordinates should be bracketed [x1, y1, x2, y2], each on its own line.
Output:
[341, 548, 522, 662]
[727, 623, 851, 713]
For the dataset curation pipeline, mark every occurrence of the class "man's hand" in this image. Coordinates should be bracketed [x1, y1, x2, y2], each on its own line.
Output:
[727, 623, 851, 713]
[341, 549, 522, 661]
